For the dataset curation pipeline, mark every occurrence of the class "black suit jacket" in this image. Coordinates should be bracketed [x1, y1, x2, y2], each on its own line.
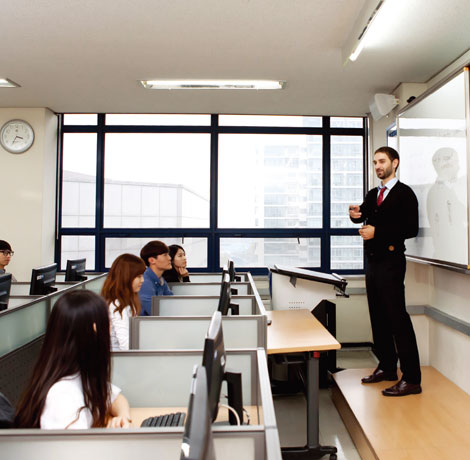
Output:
[351, 181, 418, 258]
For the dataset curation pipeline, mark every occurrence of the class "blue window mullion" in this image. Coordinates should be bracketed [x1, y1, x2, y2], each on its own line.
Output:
[322, 116, 331, 272]
[95, 114, 106, 271]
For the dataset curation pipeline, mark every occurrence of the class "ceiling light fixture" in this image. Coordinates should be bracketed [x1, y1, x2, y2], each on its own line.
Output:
[0, 78, 21, 88]
[348, 0, 387, 62]
[140, 80, 286, 90]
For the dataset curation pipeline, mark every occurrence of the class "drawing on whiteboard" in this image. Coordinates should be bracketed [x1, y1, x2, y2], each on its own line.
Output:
[426, 147, 466, 261]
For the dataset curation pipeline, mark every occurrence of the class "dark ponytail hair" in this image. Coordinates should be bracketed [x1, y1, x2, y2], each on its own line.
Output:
[15, 290, 112, 428]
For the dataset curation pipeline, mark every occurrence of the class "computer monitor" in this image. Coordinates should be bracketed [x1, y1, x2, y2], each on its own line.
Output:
[180, 365, 216, 460]
[217, 273, 239, 316]
[29, 263, 58, 295]
[202, 311, 243, 425]
[0, 273, 12, 312]
[227, 258, 241, 282]
[64, 258, 88, 282]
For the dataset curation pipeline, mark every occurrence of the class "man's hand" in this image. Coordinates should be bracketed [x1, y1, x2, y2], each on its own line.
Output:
[349, 205, 362, 219]
[359, 225, 375, 240]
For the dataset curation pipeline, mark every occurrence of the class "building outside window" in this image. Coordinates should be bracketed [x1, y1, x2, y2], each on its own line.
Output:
[58, 115, 366, 273]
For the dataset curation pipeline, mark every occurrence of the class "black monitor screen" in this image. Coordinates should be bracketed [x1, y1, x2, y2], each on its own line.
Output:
[29, 263, 58, 295]
[228, 259, 235, 282]
[0, 273, 12, 312]
[180, 365, 215, 460]
[217, 272, 239, 316]
[217, 273, 231, 316]
[65, 258, 87, 282]
[202, 311, 243, 425]
[202, 311, 226, 422]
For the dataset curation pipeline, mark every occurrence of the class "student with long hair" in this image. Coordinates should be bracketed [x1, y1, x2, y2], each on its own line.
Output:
[101, 253, 146, 351]
[15, 290, 131, 429]
[163, 244, 190, 283]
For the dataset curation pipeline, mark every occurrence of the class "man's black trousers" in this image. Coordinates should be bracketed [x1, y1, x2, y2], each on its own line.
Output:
[365, 252, 421, 384]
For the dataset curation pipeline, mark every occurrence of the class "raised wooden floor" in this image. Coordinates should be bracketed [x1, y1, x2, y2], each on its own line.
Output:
[332, 367, 470, 460]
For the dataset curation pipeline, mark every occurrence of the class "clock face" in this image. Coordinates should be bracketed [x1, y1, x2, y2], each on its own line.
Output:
[0, 119, 35, 154]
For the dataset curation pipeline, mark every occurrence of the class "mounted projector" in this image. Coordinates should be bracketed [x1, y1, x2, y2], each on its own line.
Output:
[369, 93, 399, 120]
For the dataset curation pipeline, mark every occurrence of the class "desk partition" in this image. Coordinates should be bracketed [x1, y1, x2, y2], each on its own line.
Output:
[112, 349, 257, 408]
[0, 429, 269, 460]
[152, 295, 259, 316]
[130, 315, 267, 350]
[1, 274, 108, 358]
[189, 272, 249, 282]
[169, 281, 252, 296]
[0, 274, 108, 405]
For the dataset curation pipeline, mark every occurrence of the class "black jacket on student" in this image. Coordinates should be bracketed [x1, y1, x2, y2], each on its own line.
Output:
[163, 267, 190, 283]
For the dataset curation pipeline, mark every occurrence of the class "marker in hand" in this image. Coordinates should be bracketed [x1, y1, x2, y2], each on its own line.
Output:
[349, 204, 362, 219]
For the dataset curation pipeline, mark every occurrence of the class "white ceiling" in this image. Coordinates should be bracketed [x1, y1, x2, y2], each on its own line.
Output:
[1, 0, 470, 116]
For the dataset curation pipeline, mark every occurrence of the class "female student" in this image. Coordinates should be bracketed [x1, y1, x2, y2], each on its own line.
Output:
[101, 253, 146, 351]
[163, 244, 190, 283]
[15, 290, 131, 429]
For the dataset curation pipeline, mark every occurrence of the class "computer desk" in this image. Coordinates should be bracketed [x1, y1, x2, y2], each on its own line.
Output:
[130, 405, 261, 427]
[267, 309, 341, 460]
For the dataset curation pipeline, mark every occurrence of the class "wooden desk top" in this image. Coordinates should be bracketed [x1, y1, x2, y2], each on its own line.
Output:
[130, 405, 260, 427]
[266, 309, 341, 355]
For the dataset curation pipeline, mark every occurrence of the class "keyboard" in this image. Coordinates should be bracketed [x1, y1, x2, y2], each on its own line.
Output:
[140, 412, 185, 427]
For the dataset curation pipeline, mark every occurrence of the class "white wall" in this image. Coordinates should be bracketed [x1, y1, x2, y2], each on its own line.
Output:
[1, 108, 58, 281]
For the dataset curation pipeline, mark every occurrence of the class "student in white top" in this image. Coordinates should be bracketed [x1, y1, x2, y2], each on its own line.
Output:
[15, 290, 131, 429]
[101, 253, 146, 351]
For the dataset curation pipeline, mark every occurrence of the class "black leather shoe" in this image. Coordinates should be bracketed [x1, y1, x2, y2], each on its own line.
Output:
[361, 368, 398, 384]
[382, 379, 422, 397]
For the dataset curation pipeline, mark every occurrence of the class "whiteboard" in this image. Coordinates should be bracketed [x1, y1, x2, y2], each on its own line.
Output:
[398, 69, 470, 269]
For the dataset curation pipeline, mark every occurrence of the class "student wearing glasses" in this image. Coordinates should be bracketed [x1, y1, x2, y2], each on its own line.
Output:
[138, 240, 174, 316]
[0, 240, 16, 281]
[15, 290, 131, 429]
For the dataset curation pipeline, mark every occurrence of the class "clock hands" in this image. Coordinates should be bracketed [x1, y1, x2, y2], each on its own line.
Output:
[12, 135, 24, 144]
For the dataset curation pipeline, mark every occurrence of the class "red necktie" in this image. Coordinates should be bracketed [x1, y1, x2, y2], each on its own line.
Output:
[377, 187, 386, 206]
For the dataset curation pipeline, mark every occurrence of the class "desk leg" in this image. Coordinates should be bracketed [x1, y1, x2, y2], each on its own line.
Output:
[281, 352, 337, 460]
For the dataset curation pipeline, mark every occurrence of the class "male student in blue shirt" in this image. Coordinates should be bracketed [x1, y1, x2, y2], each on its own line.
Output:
[139, 240, 174, 316]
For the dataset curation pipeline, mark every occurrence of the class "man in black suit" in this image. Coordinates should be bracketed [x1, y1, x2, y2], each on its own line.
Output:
[349, 146, 422, 397]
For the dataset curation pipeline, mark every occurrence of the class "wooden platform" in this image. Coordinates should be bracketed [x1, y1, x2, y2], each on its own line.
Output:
[332, 367, 470, 460]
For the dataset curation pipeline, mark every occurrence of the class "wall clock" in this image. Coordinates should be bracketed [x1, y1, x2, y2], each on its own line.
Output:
[0, 119, 35, 154]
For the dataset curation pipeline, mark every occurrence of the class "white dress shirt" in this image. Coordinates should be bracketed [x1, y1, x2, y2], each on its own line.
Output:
[40, 374, 120, 429]
[377, 177, 398, 202]
[109, 301, 132, 351]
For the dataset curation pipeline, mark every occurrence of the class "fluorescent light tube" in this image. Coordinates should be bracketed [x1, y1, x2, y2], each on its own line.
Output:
[140, 80, 286, 90]
[0, 78, 20, 88]
[349, 0, 386, 62]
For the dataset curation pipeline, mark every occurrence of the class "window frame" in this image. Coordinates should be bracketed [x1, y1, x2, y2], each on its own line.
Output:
[56, 114, 367, 275]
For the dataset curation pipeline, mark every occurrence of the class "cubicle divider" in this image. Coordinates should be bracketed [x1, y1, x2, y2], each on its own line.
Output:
[169, 281, 252, 296]
[112, 349, 258, 409]
[130, 314, 267, 350]
[0, 273, 107, 405]
[189, 272, 249, 282]
[10, 282, 75, 296]
[0, 349, 282, 460]
[152, 295, 259, 316]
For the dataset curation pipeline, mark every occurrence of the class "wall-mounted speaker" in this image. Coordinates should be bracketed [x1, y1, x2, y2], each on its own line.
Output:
[369, 93, 399, 120]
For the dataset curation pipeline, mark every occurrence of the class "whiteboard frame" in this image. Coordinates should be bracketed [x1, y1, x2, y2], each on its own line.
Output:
[397, 66, 470, 272]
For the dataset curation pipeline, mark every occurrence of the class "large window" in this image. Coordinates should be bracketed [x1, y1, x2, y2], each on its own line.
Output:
[104, 133, 210, 228]
[58, 115, 366, 273]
